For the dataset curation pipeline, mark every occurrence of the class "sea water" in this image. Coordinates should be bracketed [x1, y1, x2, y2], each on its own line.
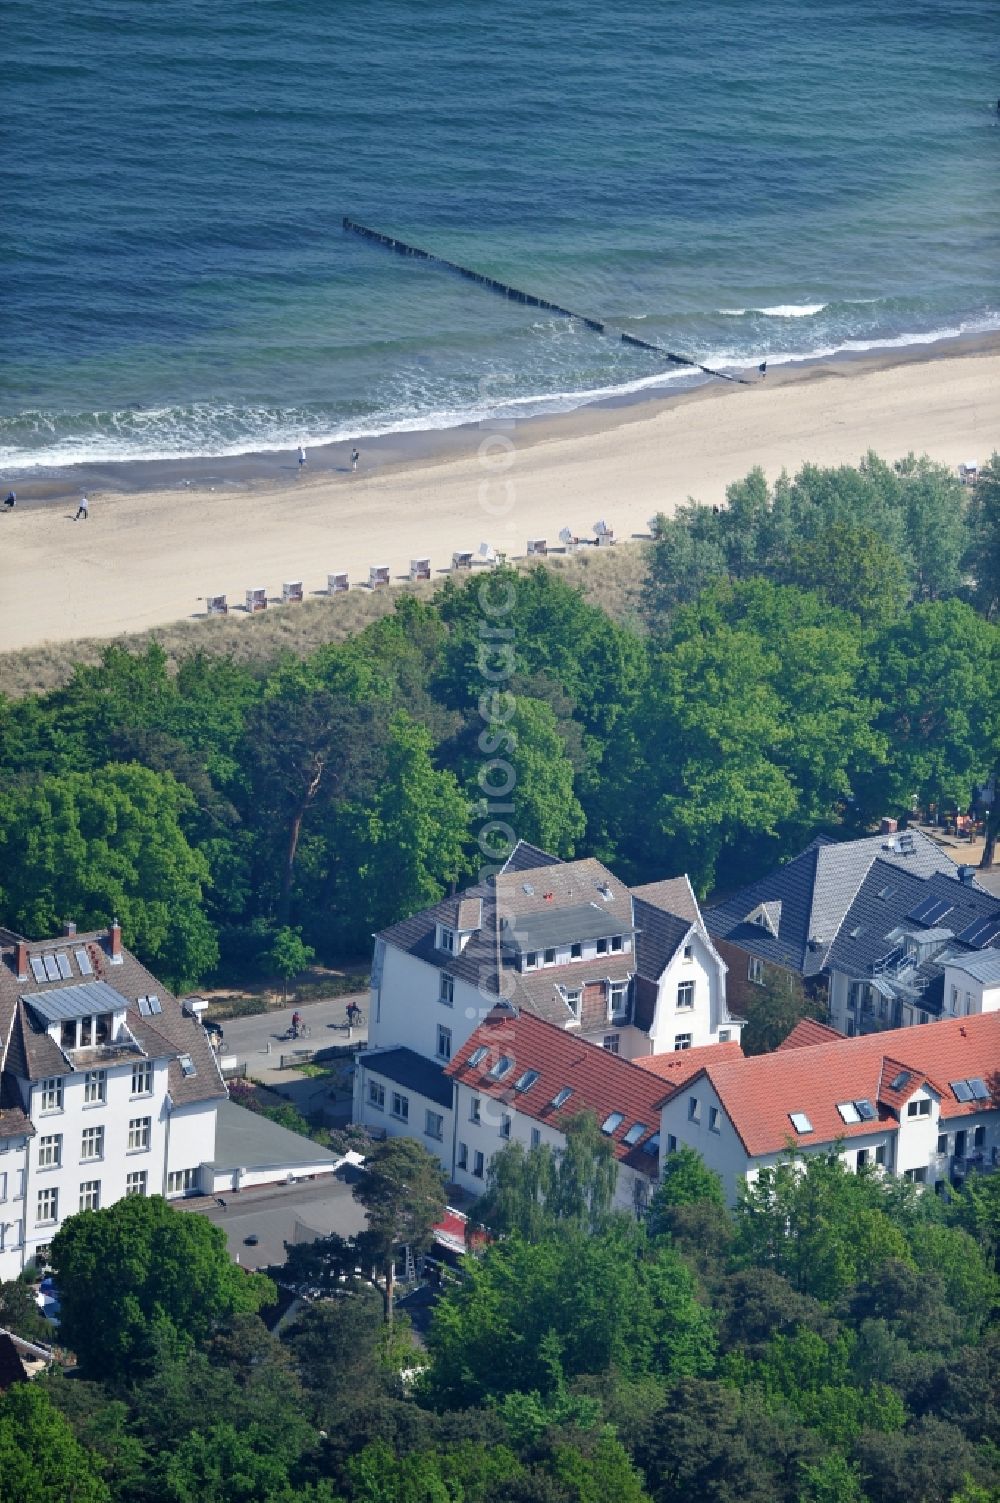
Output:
[3, 0, 999, 473]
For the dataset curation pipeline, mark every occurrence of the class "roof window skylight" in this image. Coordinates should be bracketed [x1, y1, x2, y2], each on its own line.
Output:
[551, 1087, 573, 1109]
[789, 1111, 814, 1134]
[468, 1045, 489, 1068]
[488, 1054, 515, 1080]
[950, 1079, 974, 1102]
[855, 1099, 876, 1121]
[514, 1069, 539, 1092]
[623, 1122, 647, 1145]
[837, 1101, 861, 1124]
[889, 1070, 911, 1092]
[601, 1112, 625, 1135]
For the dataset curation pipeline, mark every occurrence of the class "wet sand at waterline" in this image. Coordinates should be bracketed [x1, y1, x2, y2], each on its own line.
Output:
[2, 341, 998, 653]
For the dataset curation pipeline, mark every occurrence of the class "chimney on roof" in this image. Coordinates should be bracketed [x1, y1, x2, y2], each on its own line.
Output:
[64, 920, 77, 937]
[958, 865, 976, 885]
[880, 817, 898, 835]
[15, 941, 29, 982]
[109, 919, 123, 964]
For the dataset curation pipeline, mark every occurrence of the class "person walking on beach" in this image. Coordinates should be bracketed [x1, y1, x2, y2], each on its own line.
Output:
[350, 447, 359, 472]
[758, 361, 767, 379]
[3, 492, 14, 510]
[74, 495, 90, 521]
[298, 445, 307, 469]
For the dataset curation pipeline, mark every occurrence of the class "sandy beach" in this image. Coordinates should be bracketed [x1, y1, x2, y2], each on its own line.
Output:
[2, 341, 998, 654]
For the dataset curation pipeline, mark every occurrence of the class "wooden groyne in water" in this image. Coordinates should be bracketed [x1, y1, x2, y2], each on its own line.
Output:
[343, 217, 747, 384]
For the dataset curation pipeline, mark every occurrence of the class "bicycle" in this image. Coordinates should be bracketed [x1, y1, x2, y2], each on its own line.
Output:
[345, 1005, 366, 1030]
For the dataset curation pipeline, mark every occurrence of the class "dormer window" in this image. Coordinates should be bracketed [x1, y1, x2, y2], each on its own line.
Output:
[438, 926, 456, 954]
[609, 982, 628, 1021]
[563, 988, 582, 1019]
[596, 937, 609, 955]
[610, 935, 623, 953]
[571, 942, 582, 960]
[543, 948, 556, 965]
[526, 951, 538, 969]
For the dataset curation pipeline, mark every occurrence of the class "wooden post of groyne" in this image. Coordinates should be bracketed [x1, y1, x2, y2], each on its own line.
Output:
[342, 217, 746, 384]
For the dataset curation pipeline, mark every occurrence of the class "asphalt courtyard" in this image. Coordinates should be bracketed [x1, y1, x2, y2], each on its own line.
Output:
[216, 992, 369, 1071]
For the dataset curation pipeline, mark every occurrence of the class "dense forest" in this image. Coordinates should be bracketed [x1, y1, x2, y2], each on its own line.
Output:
[0, 451, 997, 989]
[1, 1129, 997, 1503]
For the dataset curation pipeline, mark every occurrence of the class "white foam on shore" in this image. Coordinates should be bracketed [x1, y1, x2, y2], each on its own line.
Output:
[720, 303, 828, 317]
[2, 314, 998, 475]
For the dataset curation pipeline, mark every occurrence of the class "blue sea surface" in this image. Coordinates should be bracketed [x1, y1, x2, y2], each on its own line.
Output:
[3, 0, 999, 472]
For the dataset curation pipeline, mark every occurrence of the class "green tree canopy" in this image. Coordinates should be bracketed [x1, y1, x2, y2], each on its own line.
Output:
[353, 1136, 447, 1324]
[264, 925, 315, 1002]
[0, 761, 217, 987]
[51, 1195, 274, 1381]
[0, 1382, 110, 1503]
[472, 1111, 619, 1240]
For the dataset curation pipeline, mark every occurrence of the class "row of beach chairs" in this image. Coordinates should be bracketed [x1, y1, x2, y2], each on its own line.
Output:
[204, 522, 617, 615]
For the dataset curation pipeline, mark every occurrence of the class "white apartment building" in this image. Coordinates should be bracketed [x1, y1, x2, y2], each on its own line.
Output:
[354, 842, 743, 1156]
[0, 923, 226, 1277]
[657, 1010, 1000, 1203]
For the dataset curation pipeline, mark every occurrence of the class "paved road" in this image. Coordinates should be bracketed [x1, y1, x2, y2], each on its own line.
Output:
[216, 992, 369, 1067]
[177, 1172, 369, 1271]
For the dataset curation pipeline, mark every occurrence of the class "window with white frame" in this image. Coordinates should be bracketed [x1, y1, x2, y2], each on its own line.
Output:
[674, 1034, 692, 1051]
[36, 1187, 58, 1224]
[709, 1107, 721, 1134]
[609, 982, 628, 1020]
[37, 1134, 62, 1169]
[81, 1125, 104, 1162]
[470, 1096, 481, 1123]
[473, 1150, 485, 1179]
[0, 1173, 6, 1202]
[748, 957, 764, 985]
[391, 1092, 409, 1122]
[128, 1117, 151, 1152]
[525, 951, 538, 969]
[596, 937, 609, 955]
[131, 1061, 153, 1096]
[543, 948, 556, 965]
[79, 1180, 101, 1212]
[167, 1169, 198, 1195]
[38, 1078, 63, 1114]
[368, 1080, 385, 1110]
[688, 1095, 700, 1123]
[438, 926, 455, 954]
[611, 934, 624, 952]
[500, 1113, 511, 1139]
[683, 943, 693, 961]
[874, 1144, 886, 1165]
[439, 973, 454, 1006]
[425, 1110, 444, 1141]
[903, 1166, 927, 1183]
[603, 1033, 620, 1054]
[906, 1099, 931, 1118]
[718, 1029, 731, 1043]
[666, 1134, 677, 1154]
[676, 981, 695, 1010]
[436, 1024, 452, 1061]
[571, 942, 582, 960]
[125, 1171, 148, 1197]
[84, 1070, 106, 1105]
[564, 988, 582, 1019]
[457, 1142, 468, 1170]
[530, 1127, 541, 1148]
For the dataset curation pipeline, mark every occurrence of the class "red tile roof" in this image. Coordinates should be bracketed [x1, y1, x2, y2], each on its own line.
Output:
[634, 1040, 743, 1085]
[445, 1006, 666, 1172]
[778, 1018, 843, 1050]
[682, 1011, 1000, 1157]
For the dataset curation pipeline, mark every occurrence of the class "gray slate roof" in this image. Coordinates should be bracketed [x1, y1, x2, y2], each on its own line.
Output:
[0, 928, 226, 1108]
[946, 950, 1000, 984]
[24, 980, 130, 1025]
[359, 1047, 453, 1109]
[827, 862, 1000, 982]
[211, 1100, 338, 1172]
[632, 900, 693, 984]
[378, 854, 635, 1026]
[705, 832, 962, 977]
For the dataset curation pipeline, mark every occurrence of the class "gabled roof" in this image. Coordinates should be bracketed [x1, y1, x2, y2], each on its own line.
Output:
[675, 1011, 1000, 1157]
[706, 832, 965, 977]
[446, 1007, 666, 1172]
[778, 1018, 843, 1050]
[0, 929, 225, 1107]
[826, 862, 1000, 981]
[378, 854, 635, 1025]
[500, 841, 564, 874]
[634, 1039, 743, 1087]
